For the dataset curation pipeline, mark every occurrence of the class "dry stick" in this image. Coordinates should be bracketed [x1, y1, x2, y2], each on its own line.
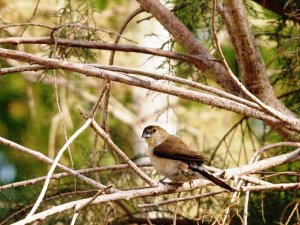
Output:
[0, 36, 215, 65]
[19, 0, 41, 36]
[0, 163, 151, 191]
[0, 22, 54, 30]
[172, 192, 181, 225]
[222, 142, 300, 224]
[0, 64, 48, 75]
[211, 0, 299, 127]
[12, 147, 300, 225]
[90, 84, 110, 182]
[139, 190, 225, 208]
[0, 64, 261, 111]
[284, 202, 299, 225]
[101, 8, 143, 153]
[0, 136, 107, 190]
[108, 8, 143, 65]
[25, 119, 93, 219]
[25, 85, 110, 219]
[242, 183, 300, 191]
[1, 48, 299, 133]
[70, 185, 113, 225]
[85, 115, 156, 186]
[242, 182, 251, 225]
[91, 64, 260, 110]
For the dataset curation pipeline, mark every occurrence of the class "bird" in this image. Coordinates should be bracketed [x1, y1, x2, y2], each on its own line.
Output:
[142, 125, 235, 192]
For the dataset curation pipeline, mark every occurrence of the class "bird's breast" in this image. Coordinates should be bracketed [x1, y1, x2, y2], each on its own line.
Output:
[148, 147, 198, 183]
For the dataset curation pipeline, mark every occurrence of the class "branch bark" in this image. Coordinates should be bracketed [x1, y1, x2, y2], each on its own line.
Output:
[1, 47, 300, 134]
[136, 0, 241, 94]
[11, 147, 300, 225]
[221, 0, 294, 116]
[0, 136, 107, 190]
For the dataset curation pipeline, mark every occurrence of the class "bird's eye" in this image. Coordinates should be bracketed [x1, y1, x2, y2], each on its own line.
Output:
[153, 128, 157, 133]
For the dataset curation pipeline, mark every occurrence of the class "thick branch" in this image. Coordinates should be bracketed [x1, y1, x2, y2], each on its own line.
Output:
[221, 0, 293, 116]
[12, 147, 300, 225]
[1, 47, 300, 134]
[136, 0, 241, 94]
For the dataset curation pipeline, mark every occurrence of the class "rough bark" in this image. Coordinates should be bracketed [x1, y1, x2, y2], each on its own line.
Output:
[221, 0, 294, 116]
[136, 0, 242, 94]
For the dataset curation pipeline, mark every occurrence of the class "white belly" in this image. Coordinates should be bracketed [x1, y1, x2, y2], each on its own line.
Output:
[148, 147, 198, 183]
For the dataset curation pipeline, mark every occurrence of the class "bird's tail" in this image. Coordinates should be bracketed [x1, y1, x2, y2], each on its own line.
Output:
[190, 166, 236, 192]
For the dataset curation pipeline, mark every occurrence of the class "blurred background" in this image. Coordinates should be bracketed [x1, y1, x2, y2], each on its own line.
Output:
[0, 0, 299, 224]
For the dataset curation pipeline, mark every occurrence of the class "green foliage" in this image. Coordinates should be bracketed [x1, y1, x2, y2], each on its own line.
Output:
[172, 0, 211, 37]
[247, 191, 298, 225]
[93, 0, 124, 11]
[1, 0, 300, 224]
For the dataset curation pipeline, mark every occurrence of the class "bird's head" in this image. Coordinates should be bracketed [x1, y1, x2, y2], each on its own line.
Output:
[142, 125, 169, 147]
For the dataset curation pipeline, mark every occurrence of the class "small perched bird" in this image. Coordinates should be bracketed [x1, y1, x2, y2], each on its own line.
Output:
[142, 125, 235, 192]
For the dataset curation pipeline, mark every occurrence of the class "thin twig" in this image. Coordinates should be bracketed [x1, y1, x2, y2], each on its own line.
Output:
[11, 147, 300, 224]
[82, 114, 156, 186]
[172, 192, 181, 225]
[0, 163, 151, 191]
[25, 119, 93, 219]
[211, 0, 299, 127]
[70, 186, 112, 225]
[0, 136, 108, 190]
[139, 190, 225, 208]
[1, 48, 298, 133]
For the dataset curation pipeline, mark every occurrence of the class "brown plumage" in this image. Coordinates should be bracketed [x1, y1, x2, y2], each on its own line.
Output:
[142, 125, 235, 192]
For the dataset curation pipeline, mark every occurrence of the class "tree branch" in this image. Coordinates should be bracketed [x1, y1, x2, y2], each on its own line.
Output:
[11, 146, 300, 224]
[221, 0, 294, 117]
[0, 136, 107, 190]
[1, 47, 300, 134]
[136, 0, 241, 94]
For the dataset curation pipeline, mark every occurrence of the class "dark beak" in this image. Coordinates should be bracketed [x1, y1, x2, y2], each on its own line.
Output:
[142, 130, 151, 138]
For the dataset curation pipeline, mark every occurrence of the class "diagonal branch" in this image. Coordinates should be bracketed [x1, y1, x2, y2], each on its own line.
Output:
[86, 116, 156, 186]
[12, 146, 300, 225]
[221, 0, 294, 117]
[0, 37, 217, 66]
[136, 0, 241, 94]
[1, 47, 300, 133]
[0, 136, 107, 190]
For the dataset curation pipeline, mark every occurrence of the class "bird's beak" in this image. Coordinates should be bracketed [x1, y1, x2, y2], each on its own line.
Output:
[142, 131, 151, 138]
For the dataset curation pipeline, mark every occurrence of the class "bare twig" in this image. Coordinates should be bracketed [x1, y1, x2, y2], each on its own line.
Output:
[0, 136, 108, 190]
[211, 0, 298, 129]
[25, 119, 93, 219]
[70, 186, 113, 225]
[1, 48, 299, 133]
[83, 115, 156, 186]
[0, 36, 217, 65]
[242, 183, 300, 191]
[0, 163, 151, 191]
[11, 147, 300, 224]
[139, 190, 225, 208]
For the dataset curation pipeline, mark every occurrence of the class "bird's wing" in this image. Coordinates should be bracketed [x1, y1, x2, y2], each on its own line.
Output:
[153, 135, 207, 163]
